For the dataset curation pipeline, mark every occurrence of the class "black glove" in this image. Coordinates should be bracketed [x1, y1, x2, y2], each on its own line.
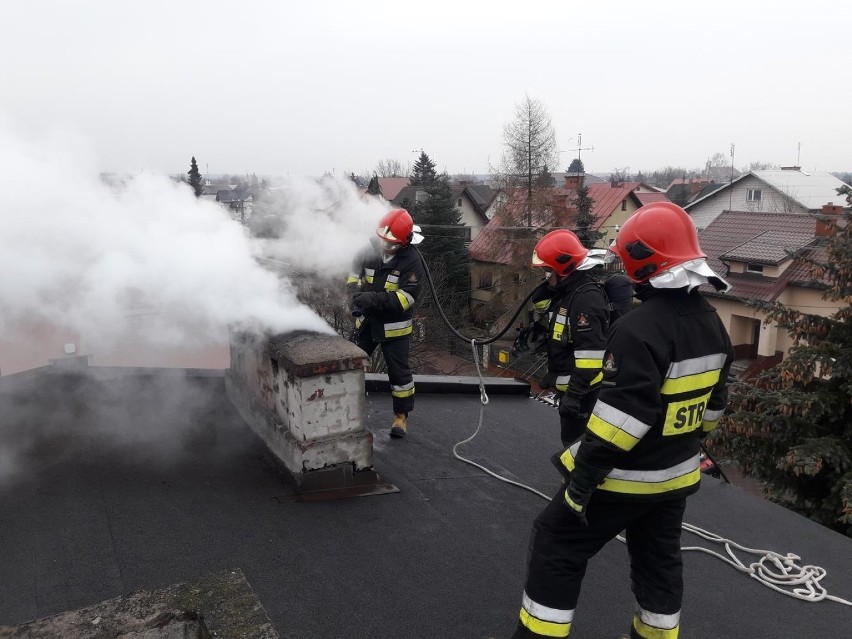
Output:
[559, 392, 588, 423]
[352, 291, 382, 312]
[563, 451, 612, 525]
[539, 371, 558, 390]
[563, 481, 591, 526]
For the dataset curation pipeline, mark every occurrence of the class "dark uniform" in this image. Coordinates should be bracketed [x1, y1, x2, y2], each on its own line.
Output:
[531, 271, 609, 446]
[515, 286, 734, 639]
[347, 238, 424, 416]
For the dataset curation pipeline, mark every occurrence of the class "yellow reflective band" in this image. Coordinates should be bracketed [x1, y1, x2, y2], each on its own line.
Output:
[391, 387, 415, 398]
[575, 358, 603, 369]
[560, 447, 700, 496]
[600, 468, 700, 495]
[661, 369, 721, 395]
[553, 324, 565, 341]
[384, 320, 413, 338]
[633, 614, 680, 638]
[355, 317, 363, 329]
[591, 372, 603, 385]
[395, 290, 412, 311]
[346, 276, 359, 284]
[587, 414, 640, 450]
[662, 392, 711, 436]
[365, 276, 374, 283]
[555, 384, 568, 392]
[519, 609, 571, 638]
[534, 299, 551, 310]
[564, 491, 583, 513]
[701, 418, 719, 432]
[384, 282, 399, 291]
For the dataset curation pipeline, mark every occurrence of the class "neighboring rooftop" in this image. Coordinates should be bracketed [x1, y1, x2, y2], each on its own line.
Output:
[1, 366, 851, 638]
[697, 210, 828, 301]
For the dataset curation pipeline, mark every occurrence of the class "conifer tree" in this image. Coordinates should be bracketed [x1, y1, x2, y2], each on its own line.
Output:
[410, 151, 438, 187]
[187, 156, 203, 197]
[714, 193, 852, 536]
[573, 183, 605, 248]
[408, 152, 469, 321]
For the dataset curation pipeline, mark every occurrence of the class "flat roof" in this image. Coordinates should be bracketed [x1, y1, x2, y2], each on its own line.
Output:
[1, 367, 851, 638]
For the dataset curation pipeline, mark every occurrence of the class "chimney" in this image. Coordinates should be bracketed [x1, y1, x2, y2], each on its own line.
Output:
[815, 203, 843, 237]
[565, 173, 585, 190]
[225, 330, 396, 500]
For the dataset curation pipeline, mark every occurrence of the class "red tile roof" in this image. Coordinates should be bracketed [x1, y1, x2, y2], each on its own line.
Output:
[377, 177, 410, 201]
[469, 182, 645, 264]
[635, 191, 671, 206]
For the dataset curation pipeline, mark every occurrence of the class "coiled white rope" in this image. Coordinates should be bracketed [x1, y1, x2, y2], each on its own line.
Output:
[450, 345, 852, 607]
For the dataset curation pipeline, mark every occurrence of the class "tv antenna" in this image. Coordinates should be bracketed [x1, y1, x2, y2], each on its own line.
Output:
[572, 133, 594, 162]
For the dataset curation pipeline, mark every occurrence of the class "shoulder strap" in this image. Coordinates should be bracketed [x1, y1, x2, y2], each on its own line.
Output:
[565, 280, 607, 314]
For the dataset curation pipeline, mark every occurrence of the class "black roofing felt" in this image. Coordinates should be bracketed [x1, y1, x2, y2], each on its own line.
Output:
[1, 369, 851, 638]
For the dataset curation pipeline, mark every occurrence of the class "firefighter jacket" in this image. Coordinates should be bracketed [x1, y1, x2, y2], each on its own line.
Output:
[347, 239, 424, 343]
[531, 271, 609, 398]
[558, 287, 734, 501]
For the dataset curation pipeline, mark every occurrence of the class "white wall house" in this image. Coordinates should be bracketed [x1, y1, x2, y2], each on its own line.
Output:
[687, 168, 850, 230]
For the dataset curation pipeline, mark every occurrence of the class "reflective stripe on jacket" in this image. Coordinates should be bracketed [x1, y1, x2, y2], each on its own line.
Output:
[531, 273, 609, 395]
[348, 240, 424, 342]
[561, 288, 734, 500]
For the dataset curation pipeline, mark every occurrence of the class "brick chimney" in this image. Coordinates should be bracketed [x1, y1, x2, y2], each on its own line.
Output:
[225, 330, 396, 499]
[815, 203, 843, 237]
[565, 172, 585, 190]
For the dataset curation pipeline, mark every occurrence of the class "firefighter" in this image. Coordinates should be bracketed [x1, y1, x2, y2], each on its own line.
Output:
[513, 202, 734, 639]
[347, 208, 425, 438]
[529, 230, 610, 446]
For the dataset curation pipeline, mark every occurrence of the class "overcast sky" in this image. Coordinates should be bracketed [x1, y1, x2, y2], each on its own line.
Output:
[2, 0, 847, 178]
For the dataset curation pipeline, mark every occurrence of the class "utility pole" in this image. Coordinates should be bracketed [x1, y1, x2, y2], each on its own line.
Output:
[729, 143, 735, 211]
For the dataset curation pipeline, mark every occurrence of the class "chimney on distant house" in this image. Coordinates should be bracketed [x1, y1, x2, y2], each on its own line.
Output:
[565, 173, 585, 190]
[565, 158, 585, 190]
[815, 203, 843, 237]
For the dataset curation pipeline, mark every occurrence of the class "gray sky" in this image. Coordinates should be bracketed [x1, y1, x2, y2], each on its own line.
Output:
[2, 0, 848, 178]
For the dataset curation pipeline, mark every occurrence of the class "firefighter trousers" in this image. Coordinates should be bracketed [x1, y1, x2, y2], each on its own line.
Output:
[356, 332, 414, 415]
[513, 485, 686, 639]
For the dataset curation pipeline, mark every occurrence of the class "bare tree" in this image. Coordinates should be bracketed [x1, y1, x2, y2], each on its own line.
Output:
[746, 161, 780, 171]
[494, 95, 559, 227]
[374, 158, 411, 177]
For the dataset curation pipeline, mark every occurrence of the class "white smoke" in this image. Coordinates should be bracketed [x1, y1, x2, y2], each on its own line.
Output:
[0, 120, 388, 372]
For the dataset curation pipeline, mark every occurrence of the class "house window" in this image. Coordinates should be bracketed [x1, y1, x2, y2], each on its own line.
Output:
[478, 271, 493, 289]
[621, 199, 627, 211]
[746, 188, 762, 202]
[746, 263, 764, 274]
[457, 198, 463, 207]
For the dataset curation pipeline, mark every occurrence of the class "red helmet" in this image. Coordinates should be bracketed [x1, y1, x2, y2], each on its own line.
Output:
[612, 202, 705, 283]
[376, 208, 414, 245]
[531, 230, 589, 276]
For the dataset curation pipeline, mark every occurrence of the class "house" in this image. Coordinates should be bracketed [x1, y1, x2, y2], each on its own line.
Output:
[388, 182, 495, 245]
[686, 167, 851, 230]
[467, 169, 663, 324]
[697, 204, 845, 378]
[216, 189, 253, 223]
[376, 176, 409, 201]
[666, 178, 726, 207]
[450, 183, 495, 243]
